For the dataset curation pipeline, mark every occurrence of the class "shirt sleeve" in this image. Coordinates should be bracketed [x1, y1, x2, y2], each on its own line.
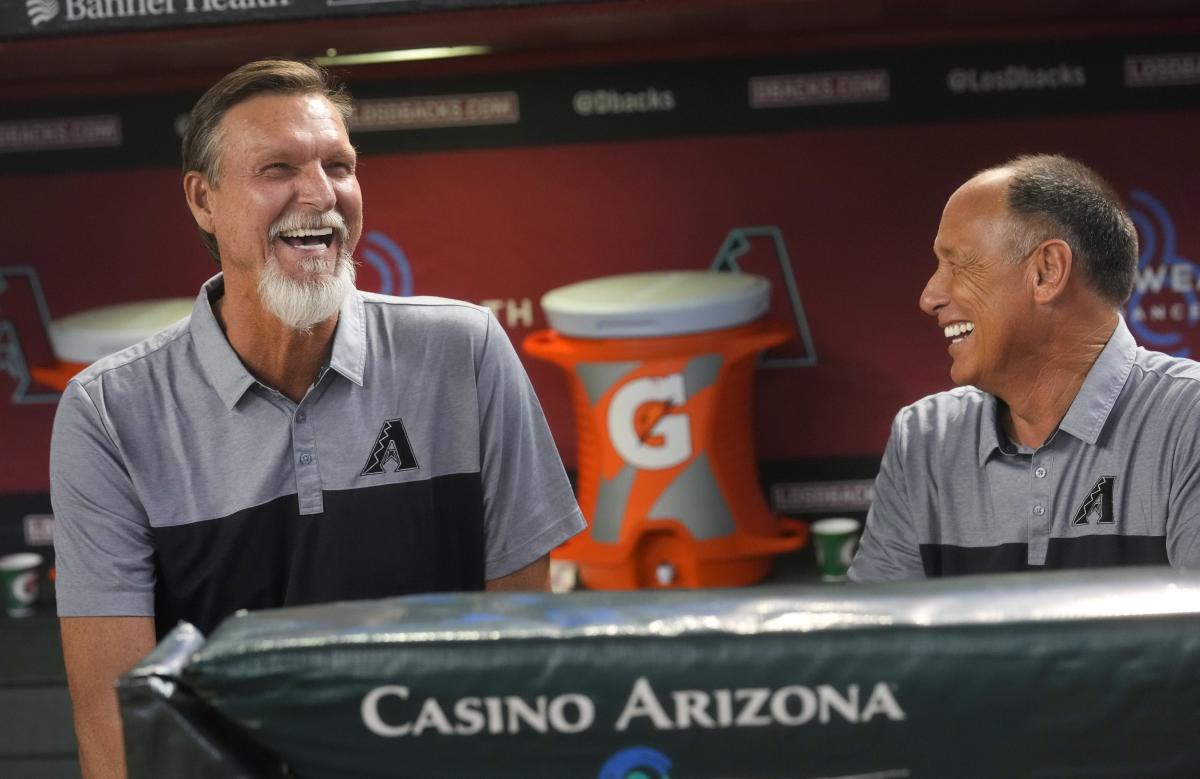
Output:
[1168, 401, 1200, 569]
[50, 379, 156, 617]
[848, 408, 927, 582]
[475, 311, 585, 579]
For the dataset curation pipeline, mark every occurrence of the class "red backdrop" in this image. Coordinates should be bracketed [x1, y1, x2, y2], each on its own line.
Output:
[4, 109, 1200, 491]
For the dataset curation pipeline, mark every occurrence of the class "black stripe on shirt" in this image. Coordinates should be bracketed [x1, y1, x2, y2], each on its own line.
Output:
[920, 535, 1168, 577]
[1044, 534, 1169, 568]
[920, 542, 1031, 577]
[150, 473, 485, 639]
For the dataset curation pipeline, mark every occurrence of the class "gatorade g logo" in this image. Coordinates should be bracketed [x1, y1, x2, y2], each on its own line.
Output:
[11, 572, 36, 606]
[607, 374, 691, 470]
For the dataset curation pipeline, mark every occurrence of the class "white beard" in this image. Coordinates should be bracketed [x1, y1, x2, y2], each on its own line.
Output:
[258, 250, 357, 333]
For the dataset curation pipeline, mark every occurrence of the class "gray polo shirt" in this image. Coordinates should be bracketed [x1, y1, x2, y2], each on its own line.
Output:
[51, 275, 585, 636]
[850, 317, 1200, 581]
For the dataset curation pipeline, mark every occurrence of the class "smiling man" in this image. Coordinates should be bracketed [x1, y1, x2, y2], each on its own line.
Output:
[849, 154, 1200, 582]
[50, 60, 584, 778]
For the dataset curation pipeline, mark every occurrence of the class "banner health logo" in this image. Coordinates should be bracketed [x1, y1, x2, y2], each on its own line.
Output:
[358, 230, 413, 296]
[598, 746, 672, 779]
[1126, 191, 1199, 356]
[27, 0, 60, 26]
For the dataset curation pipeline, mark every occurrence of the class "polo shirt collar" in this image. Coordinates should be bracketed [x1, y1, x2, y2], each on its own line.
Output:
[328, 288, 366, 387]
[976, 316, 1136, 464]
[977, 393, 1007, 465]
[1057, 316, 1136, 445]
[190, 274, 368, 409]
[191, 274, 257, 410]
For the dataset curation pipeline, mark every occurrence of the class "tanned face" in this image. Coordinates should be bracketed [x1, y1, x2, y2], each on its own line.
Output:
[202, 92, 363, 288]
[920, 170, 1039, 394]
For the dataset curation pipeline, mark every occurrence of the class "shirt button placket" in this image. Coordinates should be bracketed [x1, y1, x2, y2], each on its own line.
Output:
[294, 405, 324, 514]
[1029, 456, 1051, 566]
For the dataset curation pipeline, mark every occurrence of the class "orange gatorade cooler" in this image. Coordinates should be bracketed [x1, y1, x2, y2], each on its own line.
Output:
[525, 271, 807, 589]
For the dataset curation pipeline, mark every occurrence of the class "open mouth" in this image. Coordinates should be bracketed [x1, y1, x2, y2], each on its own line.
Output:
[277, 227, 334, 249]
[944, 321, 975, 343]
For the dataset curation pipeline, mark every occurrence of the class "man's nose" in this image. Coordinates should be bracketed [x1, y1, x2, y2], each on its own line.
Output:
[297, 164, 336, 211]
[919, 268, 948, 317]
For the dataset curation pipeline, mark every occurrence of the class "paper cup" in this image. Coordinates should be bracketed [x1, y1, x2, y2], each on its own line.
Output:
[0, 553, 43, 617]
[810, 518, 861, 582]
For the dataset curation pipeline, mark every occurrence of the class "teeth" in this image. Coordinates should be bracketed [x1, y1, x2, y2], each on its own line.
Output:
[279, 227, 334, 238]
[944, 322, 975, 339]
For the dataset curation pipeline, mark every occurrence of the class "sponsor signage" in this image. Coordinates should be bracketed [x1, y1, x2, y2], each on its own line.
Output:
[17, 0, 293, 32]
[7, 40, 1200, 175]
[120, 572, 1200, 777]
[1125, 52, 1200, 87]
[771, 479, 875, 514]
[748, 69, 890, 108]
[0, 115, 121, 154]
[4, 0, 597, 36]
[358, 677, 904, 738]
[571, 87, 676, 116]
[945, 63, 1087, 94]
[351, 92, 520, 132]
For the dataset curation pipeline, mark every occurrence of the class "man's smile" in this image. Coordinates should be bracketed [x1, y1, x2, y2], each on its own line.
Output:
[944, 320, 975, 343]
[277, 226, 334, 249]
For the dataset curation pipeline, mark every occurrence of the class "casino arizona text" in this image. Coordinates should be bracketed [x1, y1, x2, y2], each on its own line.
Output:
[360, 677, 905, 738]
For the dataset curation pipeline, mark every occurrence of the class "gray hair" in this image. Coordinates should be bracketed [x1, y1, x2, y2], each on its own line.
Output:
[991, 154, 1138, 306]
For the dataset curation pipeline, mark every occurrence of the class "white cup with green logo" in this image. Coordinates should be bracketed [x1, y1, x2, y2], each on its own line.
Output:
[0, 553, 43, 618]
[811, 518, 861, 582]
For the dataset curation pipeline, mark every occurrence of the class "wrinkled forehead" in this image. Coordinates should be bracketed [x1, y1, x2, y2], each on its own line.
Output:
[934, 170, 1014, 252]
[218, 93, 353, 160]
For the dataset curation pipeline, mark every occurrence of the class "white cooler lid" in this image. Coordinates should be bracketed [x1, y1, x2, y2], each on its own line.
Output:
[49, 298, 194, 364]
[541, 271, 770, 338]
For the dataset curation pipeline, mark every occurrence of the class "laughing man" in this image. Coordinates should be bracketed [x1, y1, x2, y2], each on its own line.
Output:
[50, 60, 584, 778]
[850, 154, 1200, 581]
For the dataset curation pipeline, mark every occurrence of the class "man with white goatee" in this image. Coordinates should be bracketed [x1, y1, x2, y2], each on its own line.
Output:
[50, 59, 584, 778]
[850, 154, 1200, 581]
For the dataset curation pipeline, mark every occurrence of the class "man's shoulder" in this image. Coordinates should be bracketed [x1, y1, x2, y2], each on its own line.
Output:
[357, 291, 489, 321]
[1131, 346, 1200, 388]
[896, 385, 991, 428]
[68, 316, 193, 391]
[355, 291, 497, 352]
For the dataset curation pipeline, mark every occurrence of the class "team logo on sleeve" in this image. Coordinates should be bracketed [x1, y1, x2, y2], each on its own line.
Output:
[1071, 476, 1116, 525]
[361, 418, 420, 475]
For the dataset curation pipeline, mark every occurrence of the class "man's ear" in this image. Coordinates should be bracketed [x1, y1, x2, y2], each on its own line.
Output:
[183, 171, 216, 233]
[1031, 239, 1072, 305]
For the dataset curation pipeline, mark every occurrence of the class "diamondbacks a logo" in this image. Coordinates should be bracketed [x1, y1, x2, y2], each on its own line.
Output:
[1072, 476, 1116, 525]
[26, 0, 60, 26]
[361, 418, 419, 475]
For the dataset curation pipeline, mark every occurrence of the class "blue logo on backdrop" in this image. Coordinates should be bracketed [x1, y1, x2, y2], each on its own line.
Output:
[1126, 191, 1199, 357]
[358, 230, 413, 296]
[598, 746, 672, 779]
